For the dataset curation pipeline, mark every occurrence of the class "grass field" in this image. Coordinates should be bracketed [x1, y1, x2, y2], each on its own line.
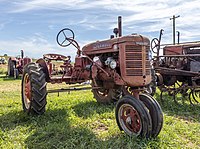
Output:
[0, 64, 200, 149]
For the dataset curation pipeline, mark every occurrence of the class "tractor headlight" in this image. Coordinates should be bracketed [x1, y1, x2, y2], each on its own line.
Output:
[109, 60, 117, 69]
[93, 56, 100, 62]
[105, 57, 117, 69]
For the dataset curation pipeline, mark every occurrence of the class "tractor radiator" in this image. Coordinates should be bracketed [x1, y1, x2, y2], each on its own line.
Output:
[125, 45, 150, 76]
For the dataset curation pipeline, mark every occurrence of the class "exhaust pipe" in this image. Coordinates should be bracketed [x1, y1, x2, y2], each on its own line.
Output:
[118, 16, 122, 37]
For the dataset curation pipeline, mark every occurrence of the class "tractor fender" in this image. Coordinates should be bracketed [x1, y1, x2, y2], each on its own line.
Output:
[36, 58, 50, 82]
[23, 57, 32, 66]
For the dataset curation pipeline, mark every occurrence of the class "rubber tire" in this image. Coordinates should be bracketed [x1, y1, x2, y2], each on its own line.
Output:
[115, 95, 152, 138]
[21, 63, 47, 115]
[7, 59, 15, 77]
[14, 68, 19, 79]
[139, 93, 163, 137]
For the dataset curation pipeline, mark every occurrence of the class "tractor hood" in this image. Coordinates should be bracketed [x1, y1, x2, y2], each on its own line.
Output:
[82, 34, 150, 55]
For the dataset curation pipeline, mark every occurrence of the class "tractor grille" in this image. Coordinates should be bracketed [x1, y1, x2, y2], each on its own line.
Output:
[125, 45, 150, 76]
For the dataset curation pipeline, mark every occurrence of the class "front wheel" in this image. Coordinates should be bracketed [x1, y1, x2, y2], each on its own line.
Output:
[139, 93, 163, 137]
[115, 95, 152, 138]
[21, 63, 47, 115]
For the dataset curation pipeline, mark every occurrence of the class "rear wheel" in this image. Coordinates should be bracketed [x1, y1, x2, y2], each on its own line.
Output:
[14, 68, 19, 79]
[92, 80, 122, 104]
[139, 93, 163, 137]
[21, 63, 47, 115]
[7, 59, 15, 77]
[115, 95, 152, 138]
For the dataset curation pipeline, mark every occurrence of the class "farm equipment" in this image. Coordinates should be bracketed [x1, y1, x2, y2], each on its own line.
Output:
[0, 57, 7, 64]
[7, 50, 32, 79]
[151, 29, 200, 104]
[21, 16, 163, 138]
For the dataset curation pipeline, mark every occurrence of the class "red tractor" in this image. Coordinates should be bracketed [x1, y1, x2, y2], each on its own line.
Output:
[21, 16, 163, 138]
[7, 50, 32, 79]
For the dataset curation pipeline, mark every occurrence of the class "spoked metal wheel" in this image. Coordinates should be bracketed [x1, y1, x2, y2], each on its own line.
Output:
[189, 88, 200, 105]
[118, 103, 142, 135]
[115, 95, 152, 138]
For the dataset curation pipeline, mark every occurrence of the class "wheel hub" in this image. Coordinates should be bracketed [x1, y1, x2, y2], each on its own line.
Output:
[23, 73, 31, 109]
[25, 81, 31, 99]
[120, 104, 141, 134]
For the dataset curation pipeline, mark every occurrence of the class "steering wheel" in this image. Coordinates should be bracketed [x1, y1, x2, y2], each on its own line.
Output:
[56, 28, 75, 47]
[43, 54, 68, 61]
[151, 38, 160, 54]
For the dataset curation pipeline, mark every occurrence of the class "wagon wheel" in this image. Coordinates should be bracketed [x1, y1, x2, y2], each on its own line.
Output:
[91, 80, 122, 104]
[56, 28, 75, 47]
[21, 63, 47, 115]
[150, 38, 159, 54]
[115, 95, 152, 138]
[189, 88, 200, 105]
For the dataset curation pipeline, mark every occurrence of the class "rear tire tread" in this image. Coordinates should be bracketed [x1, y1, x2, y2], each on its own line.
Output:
[22, 63, 47, 115]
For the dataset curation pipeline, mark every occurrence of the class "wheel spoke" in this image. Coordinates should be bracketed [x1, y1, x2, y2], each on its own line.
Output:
[130, 108, 141, 133]
[62, 31, 67, 39]
[61, 39, 67, 45]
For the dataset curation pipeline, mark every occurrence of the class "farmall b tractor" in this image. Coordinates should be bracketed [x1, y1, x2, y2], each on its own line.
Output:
[7, 50, 32, 79]
[21, 17, 163, 138]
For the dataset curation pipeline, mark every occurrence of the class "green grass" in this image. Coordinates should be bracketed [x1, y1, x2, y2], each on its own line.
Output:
[0, 70, 200, 148]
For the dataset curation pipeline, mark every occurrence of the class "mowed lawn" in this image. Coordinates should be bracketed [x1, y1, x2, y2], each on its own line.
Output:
[0, 66, 200, 148]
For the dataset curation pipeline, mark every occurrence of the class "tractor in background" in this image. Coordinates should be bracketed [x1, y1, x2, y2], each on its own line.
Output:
[7, 50, 32, 79]
[21, 16, 163, 138]
[151, 29, 200, 104]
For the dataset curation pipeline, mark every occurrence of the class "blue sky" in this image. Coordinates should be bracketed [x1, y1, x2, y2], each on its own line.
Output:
[0, 0, 199, 59]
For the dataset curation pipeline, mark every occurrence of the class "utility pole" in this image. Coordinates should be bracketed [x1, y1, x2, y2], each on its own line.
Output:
[170, 15, 180, 45]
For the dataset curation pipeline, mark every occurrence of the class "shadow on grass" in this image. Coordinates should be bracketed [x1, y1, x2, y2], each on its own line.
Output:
[0, 104, 161, 148]
[23, 108, 160, 149]
[72, 100, 115, 119]
[154, 92, 200, 122]
[0, 109, 67, 131]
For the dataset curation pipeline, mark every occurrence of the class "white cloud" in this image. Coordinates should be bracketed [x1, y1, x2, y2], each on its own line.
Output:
[1, 0, 200, 58]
